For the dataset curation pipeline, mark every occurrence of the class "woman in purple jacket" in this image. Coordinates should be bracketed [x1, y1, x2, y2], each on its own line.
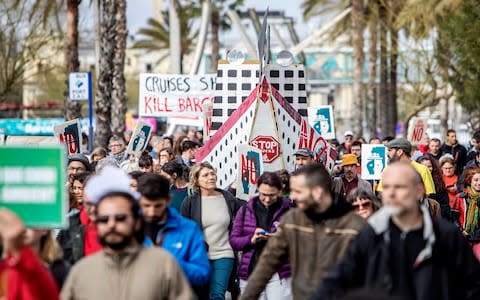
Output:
[229, 172, 293, 300]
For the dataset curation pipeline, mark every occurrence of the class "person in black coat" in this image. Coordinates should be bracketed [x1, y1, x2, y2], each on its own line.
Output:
[310, 162, 480, 300]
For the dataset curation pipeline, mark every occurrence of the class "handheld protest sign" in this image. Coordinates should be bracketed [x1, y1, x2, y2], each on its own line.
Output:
[361, 144, 387, 180]
[236, 144, 264, 200]
[53, 119, 81, 155]
[202, 102, 214, 142]
[138, 73, 216, 117]
[408, 118, 427, 145]
[0, 146, 67, 228]
[308, 105, 335, 140]
[126, 121, 153, 155]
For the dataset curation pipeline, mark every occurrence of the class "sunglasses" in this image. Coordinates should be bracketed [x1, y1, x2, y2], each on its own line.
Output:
[96, 213, 129, 224]
[352, 200, 372, 210]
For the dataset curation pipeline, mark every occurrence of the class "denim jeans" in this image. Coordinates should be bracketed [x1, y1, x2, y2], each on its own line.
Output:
[210, 258, 234, 300]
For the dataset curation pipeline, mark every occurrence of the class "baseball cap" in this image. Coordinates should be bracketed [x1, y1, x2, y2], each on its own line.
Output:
[85, 166, 140, 204]
[385, 137, 412, 152]
[68, 154, 91, 171]
[294, 148, 314, 158]
[344, 130, 354, 137]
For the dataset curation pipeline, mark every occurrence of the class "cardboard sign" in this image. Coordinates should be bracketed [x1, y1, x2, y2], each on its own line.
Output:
[298, 118, 336, 172]
[236, 144, 264, 200]
[308, 105, 335, 139]
[126, 121, 153, 155]
[408, 118, 427, 145]
[0, 146, 67, 227]
[361, 144, 387, 180]
[53, 119, 81, 155]
[202, 102, 213, 141]
[138, 73, 216, 117]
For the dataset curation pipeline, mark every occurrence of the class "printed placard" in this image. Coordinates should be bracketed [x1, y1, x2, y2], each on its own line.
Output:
[236, 144, 264, 200]
[0, 146, 67, 227]
[408, 118, 427, 145]
[361, 144, 387, 180]
[126, 121, 153, 155]
[53, 119, 81, 155]
[308, 105, 336, 139]
[138, 73, 216, 117]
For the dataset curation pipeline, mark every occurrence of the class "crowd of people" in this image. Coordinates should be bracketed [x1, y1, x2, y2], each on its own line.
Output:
[0, 127, 480, 300]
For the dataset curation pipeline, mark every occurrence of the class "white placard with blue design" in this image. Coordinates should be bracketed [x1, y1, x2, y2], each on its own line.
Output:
[361, 144, 387, 180]
[126, 121, 153, 155]
[308, 105, 335, 140]
[236, 144, 264, 201]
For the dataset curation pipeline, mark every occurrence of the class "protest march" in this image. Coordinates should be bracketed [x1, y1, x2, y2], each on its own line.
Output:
[1, 2, 480, 300]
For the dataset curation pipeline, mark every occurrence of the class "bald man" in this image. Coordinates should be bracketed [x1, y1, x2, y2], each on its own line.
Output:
[310, 161, 480, 300]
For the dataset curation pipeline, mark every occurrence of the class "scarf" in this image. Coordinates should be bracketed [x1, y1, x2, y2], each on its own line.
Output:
[80, 209, 102, 256]
[465, 186, 480, 233]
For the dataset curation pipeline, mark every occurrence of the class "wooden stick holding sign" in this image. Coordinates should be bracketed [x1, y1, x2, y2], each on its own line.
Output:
[236, 144, 264, 201]
[126, 121, 153, 155]
[53, 119, 81, 155]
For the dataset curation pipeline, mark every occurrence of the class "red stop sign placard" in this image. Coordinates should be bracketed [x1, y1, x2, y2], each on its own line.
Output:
[250, 135, 280, 163]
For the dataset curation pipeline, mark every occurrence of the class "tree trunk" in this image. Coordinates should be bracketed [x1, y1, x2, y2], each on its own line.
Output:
[379, 3, 389, 137]
[65, 0, 82, 121]
[388, 0, 399, 137]
[210, 8, 220, 73]
[94, 0, 116, 148]
[111, 0, 127, 137]
[352, 0, 365, 137]
[367, 2, 378, 139]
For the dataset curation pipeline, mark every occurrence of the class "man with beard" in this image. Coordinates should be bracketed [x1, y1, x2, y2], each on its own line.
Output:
[332, 154, 371, 198]
[377, 137, 436, 197]
[310, 162, 480, 300]
[240, 164, 366, 300]
[136, 173, 210, 299]
[61, 167, 194, 300]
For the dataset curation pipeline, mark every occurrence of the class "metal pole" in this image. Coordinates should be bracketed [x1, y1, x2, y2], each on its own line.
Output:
[88, 72, 94, 153]
[95, 0, 101, 81]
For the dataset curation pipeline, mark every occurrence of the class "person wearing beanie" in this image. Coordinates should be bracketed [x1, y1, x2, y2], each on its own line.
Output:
[67, 153, 91, 183]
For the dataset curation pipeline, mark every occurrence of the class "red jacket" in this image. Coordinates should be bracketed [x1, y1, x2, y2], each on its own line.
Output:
[0, 246, 59, 300]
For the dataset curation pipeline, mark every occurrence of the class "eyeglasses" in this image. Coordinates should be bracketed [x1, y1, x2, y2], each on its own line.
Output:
[109, 144, 123, 148]
[259, 192, 278, 199]
[96, 213, 129, 224]
[352, 200, 372, 210]
[68, 167, 86, 172]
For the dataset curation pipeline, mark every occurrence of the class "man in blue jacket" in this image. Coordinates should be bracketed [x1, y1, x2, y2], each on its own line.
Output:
[137, 173, 211, 298]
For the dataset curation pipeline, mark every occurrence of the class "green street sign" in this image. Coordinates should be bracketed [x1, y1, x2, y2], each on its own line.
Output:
[0, 146, 67, 228]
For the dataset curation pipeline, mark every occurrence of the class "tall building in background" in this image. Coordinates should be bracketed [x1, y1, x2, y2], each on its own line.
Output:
[152, 0, 166, 23]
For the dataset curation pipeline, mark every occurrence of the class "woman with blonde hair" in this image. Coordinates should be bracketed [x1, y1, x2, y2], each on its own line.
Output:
[181, 162, 245, 300]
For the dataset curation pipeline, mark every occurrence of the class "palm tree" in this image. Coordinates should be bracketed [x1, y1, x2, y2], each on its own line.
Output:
[132, 1, 200, 73]
[94, 0, 116, 148]
[367, 1, 378, 137]
[111, 0, 127, 137]
[209, 0, 244, 73]
[65, 0, 81, 121]
[351, 0, 365, 137]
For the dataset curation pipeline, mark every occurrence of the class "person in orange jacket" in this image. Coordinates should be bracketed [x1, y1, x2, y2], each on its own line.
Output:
[0, 209, 59, 300]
